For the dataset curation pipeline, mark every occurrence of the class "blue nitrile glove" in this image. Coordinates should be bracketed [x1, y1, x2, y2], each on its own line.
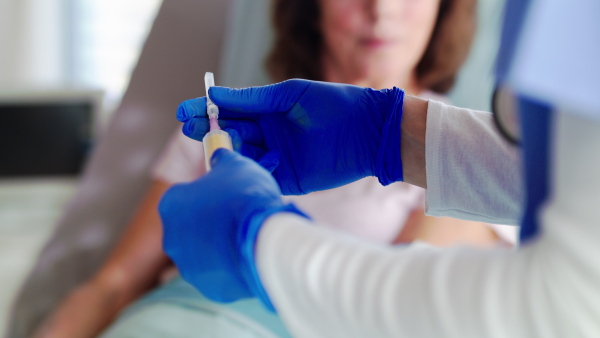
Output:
[177, 79, 405, 195]
[159, 148, 308, 311]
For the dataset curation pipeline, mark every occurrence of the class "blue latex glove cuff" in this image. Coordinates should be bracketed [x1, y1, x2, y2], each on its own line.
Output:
[239, 203, 311, 313]
[376, 88, 405, 185]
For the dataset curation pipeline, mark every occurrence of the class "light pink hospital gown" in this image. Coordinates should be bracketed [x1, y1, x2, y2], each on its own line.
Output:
[152, 129, 424, 244]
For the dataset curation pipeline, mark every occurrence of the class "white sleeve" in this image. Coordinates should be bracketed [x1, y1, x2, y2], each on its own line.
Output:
[425, 100, 523, 225]
[151, 127, 207, 184]
[255, 109, 600, 337]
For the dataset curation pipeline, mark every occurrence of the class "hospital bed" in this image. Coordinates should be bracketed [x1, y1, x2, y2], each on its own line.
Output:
[2, 0, 505, 336]
[0, 88, 102, 335]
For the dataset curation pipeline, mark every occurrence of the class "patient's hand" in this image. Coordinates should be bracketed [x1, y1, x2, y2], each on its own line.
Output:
[34, 180, 174, 337]
[159, 264, 179, 284]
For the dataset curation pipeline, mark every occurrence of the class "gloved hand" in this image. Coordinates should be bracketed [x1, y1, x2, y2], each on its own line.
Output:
[177, 79, 405, 195]
[159, 148, 308, 311]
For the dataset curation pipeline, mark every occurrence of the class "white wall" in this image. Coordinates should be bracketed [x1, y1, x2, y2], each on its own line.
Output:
[0, 0, 68, 88]
[0, 0, 16, 84]
[449, 0, 506, 111]
[70, 0, 161, 110]
[0, 0, 505, 109]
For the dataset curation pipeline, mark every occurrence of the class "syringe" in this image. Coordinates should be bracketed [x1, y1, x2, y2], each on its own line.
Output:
[205, 72, 220, 130]
[202, 72, 233, 171]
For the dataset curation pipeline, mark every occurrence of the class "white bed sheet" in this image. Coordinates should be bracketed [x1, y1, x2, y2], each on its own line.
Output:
[0, 178, 78, 336]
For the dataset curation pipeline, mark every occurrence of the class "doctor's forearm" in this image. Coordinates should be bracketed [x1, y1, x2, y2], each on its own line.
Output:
[255, 110, 600, 337]
[422, 101, 522, 224]
[400, 97, 522, 224]
[400, 95, 429, 189]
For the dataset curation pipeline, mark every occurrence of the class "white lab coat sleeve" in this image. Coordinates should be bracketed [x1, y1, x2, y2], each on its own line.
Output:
[254, 109, 600, 337]
[424, 100, 523, 225]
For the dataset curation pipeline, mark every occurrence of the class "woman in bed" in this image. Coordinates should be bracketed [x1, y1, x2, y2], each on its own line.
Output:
[35, 0, 515, 336]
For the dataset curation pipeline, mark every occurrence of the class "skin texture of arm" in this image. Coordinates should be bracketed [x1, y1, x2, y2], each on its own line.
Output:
[33, 180, 172, 338]
[394, 209, 501, 247]
[400, 95, 428, 189]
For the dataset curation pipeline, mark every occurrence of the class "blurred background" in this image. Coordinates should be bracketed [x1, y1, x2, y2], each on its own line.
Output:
[0, 0, 505, 335]
[0, 1, 161, 334]
[0, 0, 161, 112]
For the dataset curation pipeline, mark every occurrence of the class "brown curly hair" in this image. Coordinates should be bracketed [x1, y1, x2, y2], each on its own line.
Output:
[266, 0, 477, 94]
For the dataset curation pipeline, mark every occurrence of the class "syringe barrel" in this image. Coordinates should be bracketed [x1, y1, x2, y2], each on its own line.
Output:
[202, 130, 233, 171]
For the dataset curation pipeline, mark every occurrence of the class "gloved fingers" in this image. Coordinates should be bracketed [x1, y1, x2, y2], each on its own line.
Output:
[158, 183, 188, 232]
[181, 117, 264, 146]
[224, 127, 270, 164]
[220, 119, 264, 145]
[224, 127, 266, 159]
[257, 150, 280, 173]
[177, 97, 256, 123]
[209, 148, 238, 168]
[177, 97, 206, 122]
[209, 79, 312, 114]
[241, 143, 268, 163]
[182, 117, 209, 141]
[224, 128, 243, 153]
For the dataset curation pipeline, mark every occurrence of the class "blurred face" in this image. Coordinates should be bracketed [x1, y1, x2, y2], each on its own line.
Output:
[319, 0, 440, 90]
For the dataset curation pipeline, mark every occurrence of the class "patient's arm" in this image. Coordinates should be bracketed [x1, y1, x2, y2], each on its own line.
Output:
[393, 209, 505, 247]
[34, 180, 172, 338]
